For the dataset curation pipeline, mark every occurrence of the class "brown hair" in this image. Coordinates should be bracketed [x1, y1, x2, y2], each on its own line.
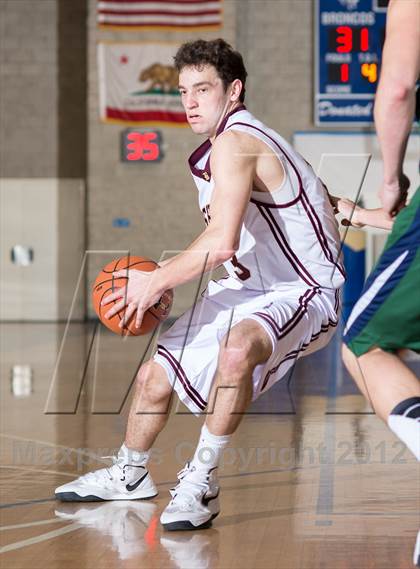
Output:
[174, 39, 247, 102]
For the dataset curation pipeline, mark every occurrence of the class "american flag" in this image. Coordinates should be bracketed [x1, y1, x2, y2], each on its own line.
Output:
[97, 0, 223, 30]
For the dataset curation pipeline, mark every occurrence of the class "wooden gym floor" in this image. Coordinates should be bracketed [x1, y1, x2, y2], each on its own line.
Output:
[1, 321, 419, 568]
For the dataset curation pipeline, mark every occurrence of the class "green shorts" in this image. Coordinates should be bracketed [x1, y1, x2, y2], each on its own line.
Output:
[343, 188, 420, 357]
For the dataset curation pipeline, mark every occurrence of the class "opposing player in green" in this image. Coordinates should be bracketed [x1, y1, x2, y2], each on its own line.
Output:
[342, 0, 419, 458]
[339, 0, 419, 565]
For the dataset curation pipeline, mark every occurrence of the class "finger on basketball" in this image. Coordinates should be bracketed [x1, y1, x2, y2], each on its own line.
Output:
[101, 289, 124, 306]
[113, 270, 131, 278]
[119, 304, 137, 328]
[135, 308, 144, 329]
[105, 299, 126, 319]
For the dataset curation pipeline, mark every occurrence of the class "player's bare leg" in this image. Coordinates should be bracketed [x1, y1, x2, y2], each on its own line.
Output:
[342, 345, 420, 420]
[161, 319, 273, 530]
[55, 360, 172, 502]
[125, 360, 173, 451]
[342, 344, 420, 460]
[206, 319, 273, 435]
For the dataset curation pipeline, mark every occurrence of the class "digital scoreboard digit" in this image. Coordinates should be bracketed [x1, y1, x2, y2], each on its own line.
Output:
[121, 129, 164, 163]
[315, 0, 388, 126]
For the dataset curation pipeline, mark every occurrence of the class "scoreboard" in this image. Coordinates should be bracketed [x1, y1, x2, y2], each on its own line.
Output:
[315, 0, 388, 126]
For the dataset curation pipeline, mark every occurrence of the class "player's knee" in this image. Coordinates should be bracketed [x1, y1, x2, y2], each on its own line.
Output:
[218, 338, 256, 379]
[341, 343, 364, 370]
[136, 361, 172, 404]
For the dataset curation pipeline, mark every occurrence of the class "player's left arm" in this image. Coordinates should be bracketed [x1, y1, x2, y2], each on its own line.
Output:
[374, 0, 420, 216]
[103, 130, 256, 327]
[335, 196, 394, 230]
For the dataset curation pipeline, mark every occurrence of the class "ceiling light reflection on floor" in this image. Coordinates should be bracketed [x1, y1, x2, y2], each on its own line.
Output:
[11, 365, 33, 397]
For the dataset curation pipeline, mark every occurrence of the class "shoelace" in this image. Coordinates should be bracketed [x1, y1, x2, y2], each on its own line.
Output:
[83, 456, 126, 483]
[169, 464, 211, 511]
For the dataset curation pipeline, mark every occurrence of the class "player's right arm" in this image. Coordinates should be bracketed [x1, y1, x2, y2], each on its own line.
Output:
[153, 130, 257, 290]
[374, 0, 420, 216]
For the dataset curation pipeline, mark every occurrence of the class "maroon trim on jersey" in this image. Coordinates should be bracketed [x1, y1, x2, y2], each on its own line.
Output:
[157, 345, 207, 410]
[188, 105, 247, 182]
[256, 204, 321, 287]
[253, 289, 318, 341]
[188, 139, 212, 180]
[225, 120, 345, 281]
[224, 121, 304, 201]
[300, 191, 346, 282]
[250, 193, 301, 209]
[215, 104, 247, 136]
[259, 316, 339, 392]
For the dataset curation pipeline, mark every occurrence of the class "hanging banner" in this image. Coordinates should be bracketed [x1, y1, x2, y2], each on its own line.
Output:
[97, 0, 223, 31]
[98, 43, 188, 126]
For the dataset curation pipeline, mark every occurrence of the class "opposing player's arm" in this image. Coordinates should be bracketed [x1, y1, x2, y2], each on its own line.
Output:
[335, 196, 394, 231]
[157, 130, 256, 290]
[374, 0, 420, 213]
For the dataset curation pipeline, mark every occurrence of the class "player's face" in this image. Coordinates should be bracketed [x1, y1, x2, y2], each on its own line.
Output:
[178, 65, 237, 138]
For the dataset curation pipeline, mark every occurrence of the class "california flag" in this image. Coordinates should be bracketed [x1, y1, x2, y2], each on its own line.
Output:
[98, 43, 187, 126]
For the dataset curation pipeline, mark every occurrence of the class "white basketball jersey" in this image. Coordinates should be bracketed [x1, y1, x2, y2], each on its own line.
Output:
[188, 106, 345, 291]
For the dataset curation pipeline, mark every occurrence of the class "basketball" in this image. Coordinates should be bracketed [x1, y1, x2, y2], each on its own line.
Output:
[92, 255, 173, 336]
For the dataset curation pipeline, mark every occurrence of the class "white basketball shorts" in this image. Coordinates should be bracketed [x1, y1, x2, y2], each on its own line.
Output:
[153, 277, 340, 415]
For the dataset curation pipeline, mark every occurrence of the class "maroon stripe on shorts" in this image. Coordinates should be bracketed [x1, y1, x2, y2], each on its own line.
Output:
[253, 289, 317, 341]
[157, 345, 207, 410]
[334, 289, 340, 312]
[259, 317, 338, 392]
[253, 312, 282, 340]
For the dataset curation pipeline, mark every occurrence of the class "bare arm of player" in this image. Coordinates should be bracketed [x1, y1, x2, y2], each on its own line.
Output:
[179, 131, 255, 261]
[335, 197, 394, 231]
[157, 130, 256, 284]
[374, 0, 420, 216]
[103, 130, 257, 327]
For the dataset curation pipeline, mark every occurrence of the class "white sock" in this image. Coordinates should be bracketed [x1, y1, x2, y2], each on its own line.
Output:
[118, 443, 150, 466]
[190, 424, 231, 471]
[387, 415, 420, 461]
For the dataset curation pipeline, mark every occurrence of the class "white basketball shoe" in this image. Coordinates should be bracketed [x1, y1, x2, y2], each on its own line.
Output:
[55, 455, 157, 501]
[160, 463, 220, 531]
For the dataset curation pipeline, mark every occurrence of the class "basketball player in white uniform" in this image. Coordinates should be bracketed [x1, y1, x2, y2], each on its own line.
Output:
[55, 39, 345, 531]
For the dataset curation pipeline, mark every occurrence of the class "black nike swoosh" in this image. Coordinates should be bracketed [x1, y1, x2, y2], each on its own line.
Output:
[125, 471, 148, 492]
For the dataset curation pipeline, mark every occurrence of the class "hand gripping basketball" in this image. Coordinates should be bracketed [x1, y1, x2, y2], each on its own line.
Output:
[92, 255, 173, 336]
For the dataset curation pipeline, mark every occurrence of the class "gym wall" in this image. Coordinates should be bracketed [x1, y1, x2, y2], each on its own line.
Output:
[0, 0, 86, 320]
[87, 0, 314, 318]
[1, 0, 314, 321]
